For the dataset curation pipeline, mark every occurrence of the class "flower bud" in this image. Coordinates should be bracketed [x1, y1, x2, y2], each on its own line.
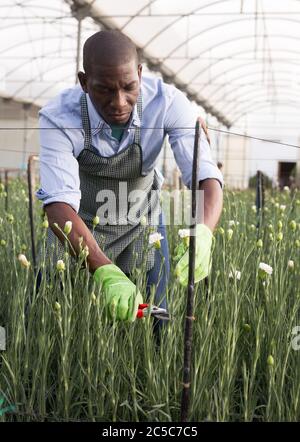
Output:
[56, 260, 65, 271]
[42, 219, 49, 229]
[288, 260, 294, 270]
[18, 254, 30, 268]
[267, 355, 274, 367]
[243, 324, 251, 333]
[226, 229, 233, 241]
[64, 221, 72, 235]
[0, 239, 6, 246]
[289, 220, 297, 232]
[80, 245, 89, 259]
[277, 232, 283, 241]
[6, 213, 14, 224]
[277, 220, 283, 230]
[91, 293, 97, 305]
[256, 239, 263, 248]
[92, 216, 100, 227]
[54, 301, 61, 312]
[78, 236, 83, 248]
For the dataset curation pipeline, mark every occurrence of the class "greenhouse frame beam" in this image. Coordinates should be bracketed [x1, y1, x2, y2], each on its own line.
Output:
[64, 0, 232, 127]
[200, 59, 289, 91]
[213, 87, 300, 112]
[174, 46, 300, 80]
[159, 16, 300, 62]
[128, 0, 234, 48]
[208, 69, 297, 102]
[212, 79, 300, 103]
[8, 58, 77, 101]
[224, 91, 300, 117]
[164, 33, 300, 78]
[231, 100, 300, 124]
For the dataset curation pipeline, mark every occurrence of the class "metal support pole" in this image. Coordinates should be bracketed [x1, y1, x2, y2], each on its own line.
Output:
[180, 119, 201, 422]
[22, 103, 30, 170]
[27, 155, 39, 271]
[75, 17, 82, 84]
[4, 170, 8, 212]
[256, 170, 264, 233]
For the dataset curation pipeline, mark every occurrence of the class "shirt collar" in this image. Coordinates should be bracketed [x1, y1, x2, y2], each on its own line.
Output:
[86, 94, 141, 136]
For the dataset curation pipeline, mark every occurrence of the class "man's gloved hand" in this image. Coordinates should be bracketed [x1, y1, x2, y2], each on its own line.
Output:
[174, 224, 213, 287]
[93, 264, 143, 322]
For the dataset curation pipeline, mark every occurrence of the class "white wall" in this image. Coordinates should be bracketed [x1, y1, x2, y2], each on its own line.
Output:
[0, 99, 39, 170]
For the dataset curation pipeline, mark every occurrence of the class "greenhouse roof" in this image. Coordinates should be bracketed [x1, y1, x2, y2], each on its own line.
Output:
[1, 0, 300, 134]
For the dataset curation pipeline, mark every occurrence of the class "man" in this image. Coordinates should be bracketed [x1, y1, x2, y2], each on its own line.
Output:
[36, 30, 223, 323]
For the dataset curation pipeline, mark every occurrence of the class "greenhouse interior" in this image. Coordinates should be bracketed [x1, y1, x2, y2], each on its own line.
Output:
[0, 0, 300, 426]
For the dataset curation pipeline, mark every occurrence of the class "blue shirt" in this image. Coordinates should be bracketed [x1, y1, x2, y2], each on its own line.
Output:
[36, 75, 223, 213]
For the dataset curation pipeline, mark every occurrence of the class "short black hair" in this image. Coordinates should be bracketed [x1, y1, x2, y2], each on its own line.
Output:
[83, 30, 139, 74]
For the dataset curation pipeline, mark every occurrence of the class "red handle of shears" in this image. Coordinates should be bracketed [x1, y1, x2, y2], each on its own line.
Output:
[137, 303, 149, 318]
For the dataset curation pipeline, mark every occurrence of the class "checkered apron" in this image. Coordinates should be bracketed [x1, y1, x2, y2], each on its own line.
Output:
[45, 92, 161, 273]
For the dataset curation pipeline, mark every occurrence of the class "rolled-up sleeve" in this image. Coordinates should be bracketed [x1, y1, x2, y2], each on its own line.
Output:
[165, 89, 224, 189]
[36, 114, 81, 213]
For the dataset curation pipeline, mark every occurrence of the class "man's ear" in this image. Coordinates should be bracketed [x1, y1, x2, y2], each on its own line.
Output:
[137, 64, 142, 81]
[78, 71, 88, 93]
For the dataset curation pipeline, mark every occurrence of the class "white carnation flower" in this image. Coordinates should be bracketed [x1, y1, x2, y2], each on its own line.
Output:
[178, 229, 190, 238]
[149, 232, 164, 245]
[229, 270, 241, 280]
[259, 262, 273, 275]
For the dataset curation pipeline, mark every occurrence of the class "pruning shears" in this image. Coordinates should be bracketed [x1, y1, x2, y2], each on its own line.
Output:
[137, 303, 170, 320]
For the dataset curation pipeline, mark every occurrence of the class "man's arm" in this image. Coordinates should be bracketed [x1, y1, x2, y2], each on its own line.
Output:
[199, 178, 223, 232]
[45, 202, 111, 273]
[164, 89, 223, 191]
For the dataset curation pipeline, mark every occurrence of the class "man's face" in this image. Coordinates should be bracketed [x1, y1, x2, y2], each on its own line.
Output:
[78, 59, 142, 125]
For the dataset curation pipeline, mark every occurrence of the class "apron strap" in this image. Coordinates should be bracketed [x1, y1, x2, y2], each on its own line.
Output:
[134, 91, 142, 145]
[80, 93, 92, 150]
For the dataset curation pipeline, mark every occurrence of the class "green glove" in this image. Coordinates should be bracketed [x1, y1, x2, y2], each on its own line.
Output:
[174, 224, 213, 287]
[93, 264, 143, 322]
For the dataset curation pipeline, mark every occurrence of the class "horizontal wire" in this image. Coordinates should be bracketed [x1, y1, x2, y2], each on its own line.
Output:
[207, 127, 300, 149]
[4, 12, 300, 19]
[0, 146, 296, 161]
[0, 126, 300, 149]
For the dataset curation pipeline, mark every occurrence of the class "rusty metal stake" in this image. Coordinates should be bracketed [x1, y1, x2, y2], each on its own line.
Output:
[27, 155, 39, 271]
[255, 170, 264, 235]
[4, 170, 8, 212]
[180, 118, 201, 422]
